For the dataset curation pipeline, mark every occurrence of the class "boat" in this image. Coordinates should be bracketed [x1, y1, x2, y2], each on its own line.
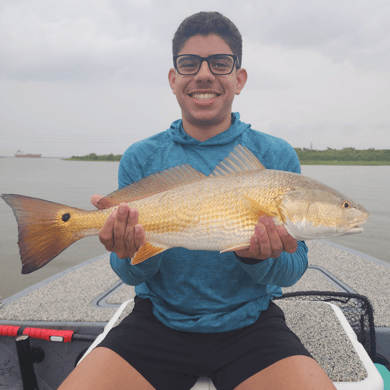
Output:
[1, 240, 389, 389]
[14, 150, 41, 158]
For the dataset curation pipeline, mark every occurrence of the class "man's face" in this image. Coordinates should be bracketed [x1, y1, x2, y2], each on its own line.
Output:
[168, 34, 247, 130]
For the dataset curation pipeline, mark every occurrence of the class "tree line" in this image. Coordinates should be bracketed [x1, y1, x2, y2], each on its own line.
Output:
[294, 147, 390, 162]
[68, 153, 122, 161]
[69, 148, 390, 162]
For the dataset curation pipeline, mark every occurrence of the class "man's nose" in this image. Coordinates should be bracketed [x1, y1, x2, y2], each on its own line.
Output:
[194, 60, 215, 81]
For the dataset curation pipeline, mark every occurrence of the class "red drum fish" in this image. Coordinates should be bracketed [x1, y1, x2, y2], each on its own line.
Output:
[1, 145, 369, 274]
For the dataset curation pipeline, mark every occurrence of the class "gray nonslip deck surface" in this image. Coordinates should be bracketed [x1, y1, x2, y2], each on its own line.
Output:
[1, 240, 389, 383]
[1, 240, 389, 325]
[278, 300, 367, 382]
[0, 255, 121, 323]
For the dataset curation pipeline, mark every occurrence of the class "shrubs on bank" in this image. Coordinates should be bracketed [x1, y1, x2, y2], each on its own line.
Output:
[68, 148, 390, 164]
[294, 147, 390, 162]
[68, 153, 122, 161]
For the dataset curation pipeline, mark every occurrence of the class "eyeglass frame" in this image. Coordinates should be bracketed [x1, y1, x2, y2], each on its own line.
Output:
[173, 54, 240, 76]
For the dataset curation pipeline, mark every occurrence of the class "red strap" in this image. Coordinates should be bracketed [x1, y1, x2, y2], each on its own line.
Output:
[23, 328, 74, 342]
[0, 325, 20, 337]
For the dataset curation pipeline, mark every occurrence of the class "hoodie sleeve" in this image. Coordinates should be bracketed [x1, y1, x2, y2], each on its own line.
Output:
[236, 241, 308, 287]
[109, 145, 164, 286]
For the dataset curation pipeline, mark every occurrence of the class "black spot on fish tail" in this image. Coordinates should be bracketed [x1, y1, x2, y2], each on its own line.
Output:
[1, 194, 87, 274]
[62, 213, 71, 222]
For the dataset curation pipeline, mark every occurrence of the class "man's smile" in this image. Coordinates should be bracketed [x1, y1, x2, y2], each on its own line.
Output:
[188, 90, 221, 103]
[191, 93, 217, 100]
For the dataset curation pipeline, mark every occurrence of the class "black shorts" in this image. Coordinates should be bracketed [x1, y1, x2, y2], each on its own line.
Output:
[98, 296, 314, 390]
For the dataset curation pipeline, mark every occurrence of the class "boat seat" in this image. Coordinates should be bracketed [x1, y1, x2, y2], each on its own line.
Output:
[78, 299, 384, 390]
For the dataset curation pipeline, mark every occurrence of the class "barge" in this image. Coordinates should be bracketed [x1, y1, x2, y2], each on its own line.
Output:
[14, 151, 41, 158]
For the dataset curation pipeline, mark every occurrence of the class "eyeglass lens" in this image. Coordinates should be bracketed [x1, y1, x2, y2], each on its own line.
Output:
[176, 55, 235, 75]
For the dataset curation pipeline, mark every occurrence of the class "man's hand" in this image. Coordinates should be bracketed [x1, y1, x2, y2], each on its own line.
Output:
[236, 215, 297, 260]
[91, 195, 146, 259]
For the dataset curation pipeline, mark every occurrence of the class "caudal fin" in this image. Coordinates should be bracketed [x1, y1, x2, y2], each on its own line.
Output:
[1, 194, 88, 274]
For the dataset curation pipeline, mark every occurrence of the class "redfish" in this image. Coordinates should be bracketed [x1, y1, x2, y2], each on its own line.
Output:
[1, 145, 369, 274]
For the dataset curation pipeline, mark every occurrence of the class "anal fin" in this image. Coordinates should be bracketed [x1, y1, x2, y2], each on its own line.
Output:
[220, 243, 250, 253]
[131, 241, 169, 265]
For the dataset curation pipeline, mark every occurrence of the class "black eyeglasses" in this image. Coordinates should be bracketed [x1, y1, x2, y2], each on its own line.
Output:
[173, 54, 239, 75]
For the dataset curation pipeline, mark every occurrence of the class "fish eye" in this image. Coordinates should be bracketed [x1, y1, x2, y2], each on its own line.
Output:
[342, 201, 350, 209]
[62, 213, 71, 222]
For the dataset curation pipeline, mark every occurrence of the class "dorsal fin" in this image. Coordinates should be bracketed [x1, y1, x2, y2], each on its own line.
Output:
[97, 164, 206, 209]
[210, 145, 266, 177]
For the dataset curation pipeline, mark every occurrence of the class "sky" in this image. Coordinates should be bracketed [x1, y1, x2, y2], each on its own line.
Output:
[1, 0, 389, 157]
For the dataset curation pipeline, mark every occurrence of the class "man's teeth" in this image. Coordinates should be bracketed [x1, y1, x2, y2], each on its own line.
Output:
[191, 93, 217, 100]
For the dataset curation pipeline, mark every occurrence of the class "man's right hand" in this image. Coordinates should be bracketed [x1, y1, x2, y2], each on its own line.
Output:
[91, 195, 146, 259]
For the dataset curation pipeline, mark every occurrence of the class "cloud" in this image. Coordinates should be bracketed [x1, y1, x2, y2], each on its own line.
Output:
[253, 118, 390, 151]
[0, 0, 174, 85]
[1, 0, 389, 83]
[232, 0, 390, 72]
[257, 2, 357, 48]
[0, 0, 389, 156]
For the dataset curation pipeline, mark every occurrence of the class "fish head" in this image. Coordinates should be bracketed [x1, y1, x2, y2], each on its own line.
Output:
[279, 182, 370, 240]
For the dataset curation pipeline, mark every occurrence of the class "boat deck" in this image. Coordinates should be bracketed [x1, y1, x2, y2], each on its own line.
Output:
[1, 240, 390, 389]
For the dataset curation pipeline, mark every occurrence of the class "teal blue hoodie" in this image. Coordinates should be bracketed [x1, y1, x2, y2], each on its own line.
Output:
[110, 113, 308, 332]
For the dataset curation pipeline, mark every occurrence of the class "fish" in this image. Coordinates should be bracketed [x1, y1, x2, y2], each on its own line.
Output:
[1, 145, 369, 274]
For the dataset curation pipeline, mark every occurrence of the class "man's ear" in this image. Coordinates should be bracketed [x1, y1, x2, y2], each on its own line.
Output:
[235, 68, 248, 95]
[168, 68, 177, 95]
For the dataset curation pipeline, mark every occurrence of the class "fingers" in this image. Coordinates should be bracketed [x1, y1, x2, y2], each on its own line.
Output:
[99, 208, 116, 250]
[91, 194, 105, 210]
[134, 224, 146, 251]
[237, 215, 298, 260]
[277, 225, 298, 254]
[113, 204, 131, 259]
[255, 216, 283, 259]
[98, 203, 146, 260]
[123, 208, 145, 254]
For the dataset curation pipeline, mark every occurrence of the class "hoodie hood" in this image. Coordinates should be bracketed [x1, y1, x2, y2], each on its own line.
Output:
[167, 113, 251, 146]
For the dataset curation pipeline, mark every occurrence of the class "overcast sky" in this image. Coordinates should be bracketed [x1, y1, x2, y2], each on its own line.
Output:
[1, 0, 389, 157]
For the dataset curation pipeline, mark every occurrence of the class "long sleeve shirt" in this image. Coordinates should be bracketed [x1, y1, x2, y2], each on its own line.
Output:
[110, 112, 308, 333]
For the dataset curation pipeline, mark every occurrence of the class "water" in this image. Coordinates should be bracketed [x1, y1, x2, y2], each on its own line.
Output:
[0, 158, 119, 301]
[300, 164, 390, 262]
[0, 158, 389, 300]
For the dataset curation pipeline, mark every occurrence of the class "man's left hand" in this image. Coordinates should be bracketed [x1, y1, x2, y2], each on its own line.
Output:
[235, 215, 297, 260]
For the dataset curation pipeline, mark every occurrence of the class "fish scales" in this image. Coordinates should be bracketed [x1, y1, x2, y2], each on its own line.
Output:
[131, 170, 293, 251]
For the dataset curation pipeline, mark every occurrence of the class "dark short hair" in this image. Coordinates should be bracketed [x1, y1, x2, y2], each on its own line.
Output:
[172, 12, 242, 68]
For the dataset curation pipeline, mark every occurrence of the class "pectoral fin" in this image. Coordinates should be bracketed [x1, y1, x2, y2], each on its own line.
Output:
[131, 241, 169, 265]
[242, 195, 279, 218]
[220, 243, 250, 253]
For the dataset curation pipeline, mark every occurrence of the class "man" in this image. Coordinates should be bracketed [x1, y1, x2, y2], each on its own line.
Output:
[59, 11, 336, 390]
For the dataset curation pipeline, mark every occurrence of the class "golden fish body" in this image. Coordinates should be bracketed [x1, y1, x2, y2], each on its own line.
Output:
[134, 170, 287, 251]
[133, 168, 368, 250]
[1, 145, 369, 274]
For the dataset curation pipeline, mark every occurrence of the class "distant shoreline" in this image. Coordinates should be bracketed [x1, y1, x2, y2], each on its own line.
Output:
[300, 161, 390, 165]
[64, 152, 390, 166]
[63, 157, 390, 165]
[65, 153, 121, 162]
[295, 147, 390, 165]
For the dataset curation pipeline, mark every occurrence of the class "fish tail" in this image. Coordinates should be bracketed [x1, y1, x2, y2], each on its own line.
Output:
[1, 194, 97, 274]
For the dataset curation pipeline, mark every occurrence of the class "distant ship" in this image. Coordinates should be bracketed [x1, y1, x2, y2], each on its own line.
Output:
[15, 150, 41, 158]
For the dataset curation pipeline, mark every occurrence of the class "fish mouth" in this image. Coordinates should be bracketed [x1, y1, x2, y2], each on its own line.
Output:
[345, 226, 364, 234]
[344, 220, 367, 235]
